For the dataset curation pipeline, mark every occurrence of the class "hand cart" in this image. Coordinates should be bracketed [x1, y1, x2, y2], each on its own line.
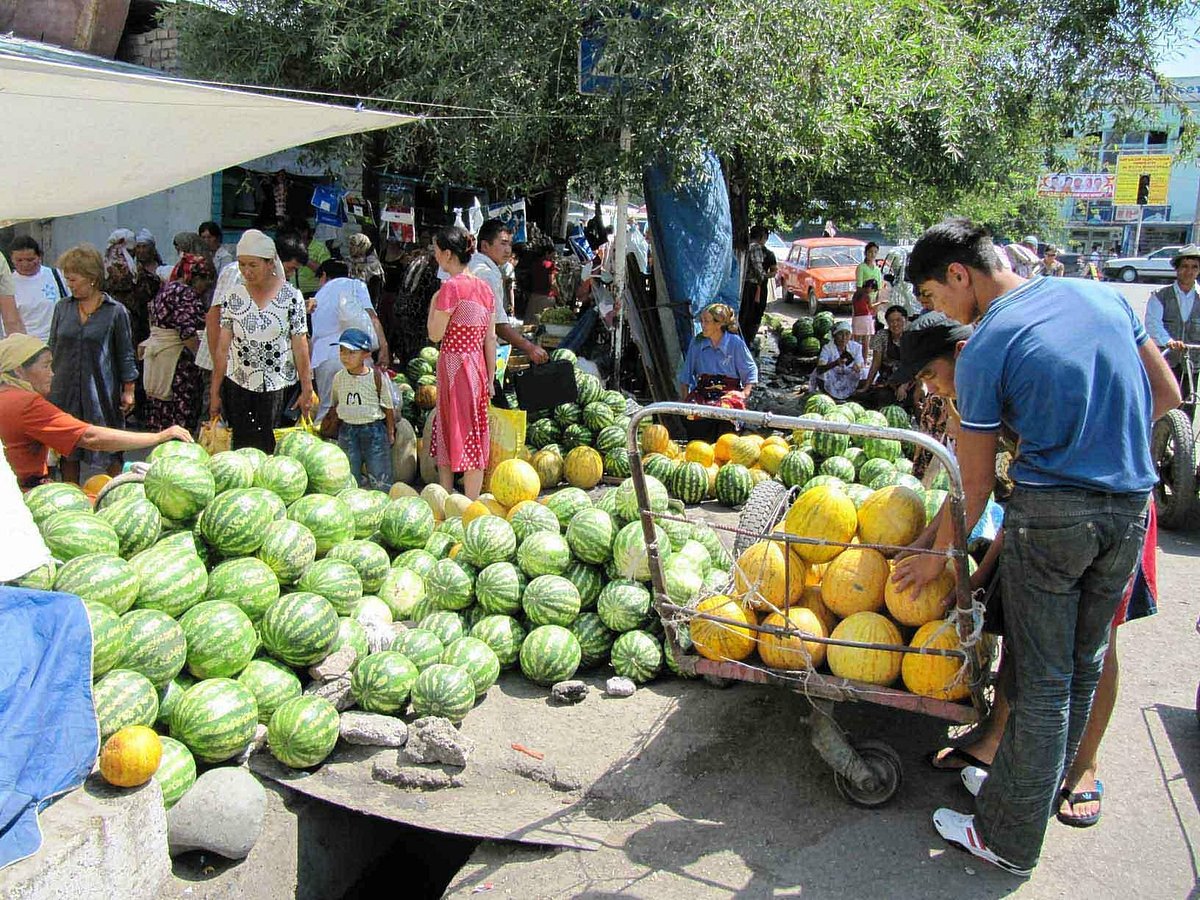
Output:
[1151, 342, 1200, 529]
[626, 402, 994, 807]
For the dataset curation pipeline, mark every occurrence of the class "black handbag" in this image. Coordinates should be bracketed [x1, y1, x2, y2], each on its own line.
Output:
[512, 360, 579, 411]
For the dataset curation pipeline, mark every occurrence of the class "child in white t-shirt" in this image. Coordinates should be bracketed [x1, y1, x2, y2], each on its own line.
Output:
[329, 328, 395, 489]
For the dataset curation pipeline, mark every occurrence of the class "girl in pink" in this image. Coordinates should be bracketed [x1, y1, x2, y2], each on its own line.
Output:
[427, 226, 497, 499]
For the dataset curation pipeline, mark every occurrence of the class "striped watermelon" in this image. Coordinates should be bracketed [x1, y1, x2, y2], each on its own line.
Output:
[542, 487, 592, 528]
[553, 402, 582, 428]
[519, 625, 582, 686]
[410, 663, 475, 722]
[800, 474, 846, 495]
[260, 592, 338, 666]
[245, 486, 287, 521]
[562, 560, 603, 610]
[603, 448, 632, 479]
[595, 424, 626, 454]
[810, 429, 850, 459]
[25, 482, 90, 525]
[157, 673, 196, 727]
[583, 401, 615, 433]
[424, 532, 455, 559]
[597, 579, 652, 632]
[144, 457, 215, 521]
[55, 553, 139, 613]
[256, 518, 317, 584]
[348, 594, 390, 625]
[923, 488, 948, 526]
[351, 650, 419, 713]
[611, 522, 673, 582]
[288, 493, 355, 555]
[602, 389, 627, 416]
[200, 488, 275, 555]
[15, 562, 56, 591]
[129, 539, 207, 617]
[84, 599, 125, 679]
[337, 488, 389, 538]
[550, 347, 576, 364]
[675, 539, 713, 573]
[419, 610, 465, 647]
[440, 637, 501, 697]
[843, 481, 873, 508]
[254, 456, 308, 503]
[301, 441, 353, 496]
[469, 615, 526, 668]
[97, 498, 162, 558]
[275, 429, 321, 460]
[297, 558, 364, 615]
[657, 515, 692, 552]
[462, 515, 517, 567]
[178, 600, 258, 679]
[268, 696, 340, 768]
[664, 554, 702, 604]
[714, 465, 753, 507]
[688, 525, 730, 569]
[522, 575, 581, 627]
[379, 497, 435, 551]
[148, 440, 209, 464]
[516, 531, 571, 578]
[881, 404, 912, 429]
[570, 612, 616, 667]
[820, 456, 857, 483]
[475, 562, 523, 615]
[610, 630, 662, 683]
[238, 658, 303, 723]
[565, 508, 616, 565]
[331, 617, 370, 666]
[169, 678, 259, 763]
[378, 567, 425, 620]
[328, 539, 391, 594]
[642, 454, 678, 487]
[154, 737, 197, 809]
[576, 371, 603, 406]
[393, 549, 436, 580]
[119, 609, 187, 688]
[208, 450, 256, 494]
[893, 457, 914, 475]
[805, 393, 836, 415]
[671, 462, 710, 505]
[93, 668, 159, 739]
[390, 627, 445, 671]
[97, 481, 145, 510]
[614, 475, 669, 521]
[857, 457, 895, 486]
[863, 437, 901, 463]
[232, 445, 267, 473]
[41, 511, 120, 562]
[205, 557, 280, 621]
[509, 501, 561, 543]
[426, 558, 475, 611]
[526, 418, 561, 449]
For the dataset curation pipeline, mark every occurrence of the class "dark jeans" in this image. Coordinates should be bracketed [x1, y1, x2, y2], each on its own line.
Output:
[338, 420, 391, 489]
[975, 486, 1149, 869]
[738, 280, 767, 347]
[221, 378, 286, 454]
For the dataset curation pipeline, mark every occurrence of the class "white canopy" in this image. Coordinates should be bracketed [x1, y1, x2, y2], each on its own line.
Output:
[0, 44, 415, 221]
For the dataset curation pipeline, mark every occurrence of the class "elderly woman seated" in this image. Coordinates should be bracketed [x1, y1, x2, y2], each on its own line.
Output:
[809, 321, 865, 400]
[678, 302, 758, 441]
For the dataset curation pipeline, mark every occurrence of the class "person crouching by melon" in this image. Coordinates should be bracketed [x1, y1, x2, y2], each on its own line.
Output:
[808, 321, 864, 401]
[0, 334, 192, 491]
[678, 303, 758, 443]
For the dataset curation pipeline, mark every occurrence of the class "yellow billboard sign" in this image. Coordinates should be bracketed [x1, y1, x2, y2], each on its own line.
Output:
[1114, 154, 1172, 205]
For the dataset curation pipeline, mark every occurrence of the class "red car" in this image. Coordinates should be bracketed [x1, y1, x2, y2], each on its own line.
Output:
[778, 237, 867, 315]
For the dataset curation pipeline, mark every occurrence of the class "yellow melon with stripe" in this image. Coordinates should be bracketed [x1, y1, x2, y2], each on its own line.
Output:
[820, 547, 889, 617]
[902, 619, 971, 700]
[640, 423, 671, 455]
[884, 559, 956, 627]
[714, 432, 738, 463]
[684, 440, 715, 467]
[728, 435, 761, 468]
[733, 540, 806, 610]
[758, 443, 788, 476]
[782, 485, 858, 563]
[763, 434, 789, 451]
[463, 495, 509, 525]
[856, 486, 925, 554]
[827, 612, 902, 685]
[800, 585, 839, 635]
[759, 608, 827, 670]
[489, 459, 540, 508]
[563, 446, 603, 489]
[690, 594, 757, 662]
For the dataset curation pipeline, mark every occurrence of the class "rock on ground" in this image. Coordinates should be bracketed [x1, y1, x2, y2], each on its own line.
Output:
[309, 645, 357, 680]
[372, 760, 465, 790]
[403, 716, 475, 767]
[166, 767, 266, 859]
[304, 674, 355, 711]
[233, 723, 269, 765]
[605, 677, 636, 698]
[550, 680, 588, 704]
[340, 712, 408, 748]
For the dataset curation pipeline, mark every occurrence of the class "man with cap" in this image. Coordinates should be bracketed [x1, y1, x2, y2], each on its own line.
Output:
[894, 217, 1179, 876]
[470, 218, 548, 367]
[327, 327, 394, 489]
[1144, 244, 1200, 392]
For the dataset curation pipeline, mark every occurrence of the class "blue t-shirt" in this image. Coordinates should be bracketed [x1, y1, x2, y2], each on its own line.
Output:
[679, 331, 759, 390]
[955, 276, 1155, 493]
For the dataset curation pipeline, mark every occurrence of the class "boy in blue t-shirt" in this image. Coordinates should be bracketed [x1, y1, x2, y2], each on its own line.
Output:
[893, 218, 1179, 876]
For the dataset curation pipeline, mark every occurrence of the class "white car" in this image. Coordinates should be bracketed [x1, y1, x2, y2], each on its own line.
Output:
[1102, 246, 1182, 283]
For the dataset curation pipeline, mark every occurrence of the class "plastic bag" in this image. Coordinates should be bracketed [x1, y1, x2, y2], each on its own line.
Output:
[198, 418, 231, 454]
[335, 281, 378, 350]
[273, 415, 319, 445]
[485, 406, 527, 483]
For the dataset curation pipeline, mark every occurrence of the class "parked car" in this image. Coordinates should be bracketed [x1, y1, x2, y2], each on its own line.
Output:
[1102, 246, 1182, 283]
[778, 237, 866, 314]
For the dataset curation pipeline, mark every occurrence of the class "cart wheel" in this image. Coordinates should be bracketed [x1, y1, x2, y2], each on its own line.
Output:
[703, 674, 734, 689]
[1151, 409, 1195, 530]
[833, 740, 903, 808]
[734, 480, 796, 557]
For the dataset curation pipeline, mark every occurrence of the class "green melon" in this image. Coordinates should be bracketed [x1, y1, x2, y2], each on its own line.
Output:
[328, 539, 391, 594]
[461, 515, 517, 567]
[819, 455, 857, 483]
[410, 663, 476, 722]
[542, 487, 592, 528]
[516, 530, 571, 578]
[156, 673, 196, 727]
[519, 625, 582, 686]
[169, 677, 259, 763]
[469, 615, 526, 668]
[594, 424, 627, 454]
[54, 553, 139, 613]
[380, 497, 436, 551]
[390, 627, 445, 671]
[565, 508, 616, 565]
[260, 592, 338, 666]
[508, 501, 561, 543]
[205, 556, 279, 621]
[96, 497, 162, 558]
[254, 455, 309, 503]
[93, 668, 158, 739]
[237, 658, 302, 723]
[714, 465, 753, 507]
[611, 521, 672, 582]
[426, 557, 475, 611]
[351, 650, 419, 713]
[800, 474, 847, 495]
[419, 610, 465, 647]
[664, 554, 703, 605]
[614, 475, 669, 521]
[474, 562, 523, 616]
[846, 482, 875, 508]
[301, 441, 353, 496]
[610, 629, 662, 683]
[25, 482, 90, 525]
[522, 574, 582, 627]
[268, 696, 340, 769]
[199, 488, 273, 555]
[857, 457, 895, 486]
[287, 493, 355, 556]
[597, 579, 652, 633]
[811, 430, 851, 459]
[144, 456, 215, 521]
[118, 608, 186, 688]
[562, 559, 603, 610]
[337, 488, 389, 538]
[671, 461, 710, 505]
[297, 558, 364, 615]
[424, 531, 454, 559]
[570, 612, 616, 667]
[41, 510, 120, 562]
[256, 518, 317, 584]
[330, 616, 370, 666]
[440, 637, 501, 697]
[153, 737, 197, 809]
[377, 566, 425, 620]
[208, 450, 256, 494]
[178, 600, 258, 679]
[97, 481, 145, 509]
[148, 440, 209, 465]
[603, 448, 632, 479]
[84, 599, 125, 679]
[236, 446, 268, 470]
[863, 437, 902, 463]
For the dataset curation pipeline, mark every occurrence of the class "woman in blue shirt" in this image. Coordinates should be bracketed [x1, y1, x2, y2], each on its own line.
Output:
[679, 303, 758, 440]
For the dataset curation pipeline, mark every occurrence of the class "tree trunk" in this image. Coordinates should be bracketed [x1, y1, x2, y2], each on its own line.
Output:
[723, 151, 750, 276]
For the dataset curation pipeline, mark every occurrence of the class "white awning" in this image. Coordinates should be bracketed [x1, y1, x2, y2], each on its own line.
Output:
[0, 45, 415, 221]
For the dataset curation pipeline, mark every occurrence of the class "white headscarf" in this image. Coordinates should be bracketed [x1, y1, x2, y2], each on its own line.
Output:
[106, 228, 136, 276]
[235, 229, 286, 279]
[135, 227, 155, 245]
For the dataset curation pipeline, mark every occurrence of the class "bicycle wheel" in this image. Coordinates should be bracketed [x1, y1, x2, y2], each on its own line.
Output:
[1151, 409, 1195, 530]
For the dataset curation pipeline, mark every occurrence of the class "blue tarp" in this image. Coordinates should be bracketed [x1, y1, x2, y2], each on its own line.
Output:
[0, 588, 98, 871]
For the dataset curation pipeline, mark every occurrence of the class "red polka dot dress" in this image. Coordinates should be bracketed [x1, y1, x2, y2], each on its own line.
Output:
[429, 273, 494, 472]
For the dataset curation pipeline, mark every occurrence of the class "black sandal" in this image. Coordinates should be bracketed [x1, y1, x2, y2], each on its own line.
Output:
[1056, 780, 1103, 828]
[927, 747, 992, 772]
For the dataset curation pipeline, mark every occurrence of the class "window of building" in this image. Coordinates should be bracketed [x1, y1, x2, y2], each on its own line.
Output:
[1148, 130, 1168, 145]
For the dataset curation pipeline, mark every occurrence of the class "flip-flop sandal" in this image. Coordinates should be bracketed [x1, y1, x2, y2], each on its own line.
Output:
[1056, 780, 1104, 828]
[928, 747, 992, 772]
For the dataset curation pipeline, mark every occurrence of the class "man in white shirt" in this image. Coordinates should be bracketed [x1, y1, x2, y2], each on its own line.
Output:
[1144, 244, 1200, 382]
[199, 221, 235, 273]
[310, 260, 388, 422]
[4, 237, 67, 341]
[470, 218, 548, 365]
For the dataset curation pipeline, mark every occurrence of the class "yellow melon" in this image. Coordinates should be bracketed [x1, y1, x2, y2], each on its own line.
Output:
[666, 440, 685, 460]
[420, 483, 449, 520]
[389, 482, 419, 499]
[805, 562, 827, 586]
[733, 540, 806, 610]
[685, 440, 715, 467]
[884, 559, 956, 627]
[706, 464, 720, 496]
[745, 433, 765, 447]
[490, 459, 540, 508]
[690, 594, 757, 662]
[462, 500, 491, 525]
[518, 445, 533, 463]
[531, 448, 564, 489]
[748, 466, 771, 485]
[99, 725, 162, 788]
[800, 585, 839, 635]
[83, 473, 112, 497]
[758, 443, 788, 476]
[902, 619, 971, 701]
[820, 547, 889, 617]
[479, 494, 509, 517]
[782, 485, 858, 563]
[728, 435, 761, 467]
[714, 432, 738, 463]
[448, 543, 463, 559]
[641, 423, 671, 455]
[564, 446, 604, 489]
[827, 612, 902, 685]
[856, 486, 926, 554]
[443, 493, 472, 520]
[759, 608, 827, 670]
[763, 434, 789, 450]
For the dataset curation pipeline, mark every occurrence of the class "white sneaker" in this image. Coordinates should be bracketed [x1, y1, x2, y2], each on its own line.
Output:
[932, 808, 1033, 877]
[961, 765, 988, 797]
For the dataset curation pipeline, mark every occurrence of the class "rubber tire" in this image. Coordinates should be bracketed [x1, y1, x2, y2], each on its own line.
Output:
[806, 289, 819, 316]
[834, 740, 903, 808]
[782, 288, 795, 304]
[1120, 266, 1138, 283]
[1152, 408, 1195, 530]
[735, 479, 795, 557]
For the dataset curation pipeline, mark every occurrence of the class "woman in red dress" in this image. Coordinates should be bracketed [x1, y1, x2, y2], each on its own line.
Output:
[427, 226, 497, 499]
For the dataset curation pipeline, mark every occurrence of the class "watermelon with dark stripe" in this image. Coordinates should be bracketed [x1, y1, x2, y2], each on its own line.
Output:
[331, 617, 370, 666]
[671, 461, 710, 505]
[268, 695, 340, 769]
[208, 450, 256, 494]
[55, 553, 139, 613]
[205, 557, 280, 621]
[642, 454, 677, 487]
[256, 518, 317, 584]
[462, 515, 517, 567]
[714, 465, 753, 507]
[542, 487, 592, 528]
[440, 637, 501, 697]
[297, 558, 364, 615]
[657, 515, 692, 552]
[565, 508, 615, 565]
[810, 429, 850, 459]
[426, 557, 475, 611]
[603, 448, 631, 478]
[561, 423, 593, 450]
[576, 371, 603, 406]
[378, 567, 425, 620]
[380, 497, 436, 551]
[778, 450, 815, 488]
[805, 393, 836, 415]
[148, 440, 209, 464]
[423, 531, 454, 559]
[200, 488, 275, 556]
[97, 497, 162, 558]
[274, 428, 321, 461]
[614, 475, 669, 521]
[390, 627, 445, 671]
[93, 668, 159, 739]
[602, 389, 627, 416]
[410, 663, 475, 722]
[337, 488, 389, 538]
[519, 625, 582, 686]
[597, 579, 652, 632]
[84, 599, 125, 679]
[301, 441, 353, 496]
[154, 736, 196, 809]
[509, 501, 560, 543]
[595, 424, 626, 454]
[562, 560, 603, 610]
[893, 457, 914, 475]
[178, 600, 258, 679]
[820, 455, 857, 483]
[351, 650, 419, 713]
[253, 455, 309, 503]
[582, 401, 615, 433]
[923, 488, 948, 526]
[516, 530, 571, 579]
[235, 445, 268, 470]
[144, 456, 215, 521]
[119, 608, 186, 688]
[610, 629, 662, 683]
[287, 493, 355, 556]
[475, 562, 523, 615]
[390, 551, 434, 584]
[157, 673, 196, 727]
[41, 511, 120, 562]
[570, 612, 616, 667]
[169, 677, 259, 763]
[14, 562, 55, 590]
[328, 539, 390, 593]
[800, 474, 846, 495]
[863, 437, 902, 463]
[469, 615, 526, 668]
[259, 591, 338, 667]
[97, 481, 145, 510]
[129, 539, 208, 617]
[880, 404, 912, 430]
[419, 610, 465, 647]
[243, 486, 286, 521]
[846, 482, 874, 509]
[553, 403, 582, 428]
[611, 522, 673, 583]
[25, 482, 90, 525]
[522, 574, 581, 627]
[857, 457, 894, 487]
[526, 418, 561, 449]
[237, 658, 302, 723]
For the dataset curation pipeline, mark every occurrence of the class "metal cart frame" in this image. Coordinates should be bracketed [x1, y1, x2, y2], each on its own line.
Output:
[626, 402, 993, 806]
